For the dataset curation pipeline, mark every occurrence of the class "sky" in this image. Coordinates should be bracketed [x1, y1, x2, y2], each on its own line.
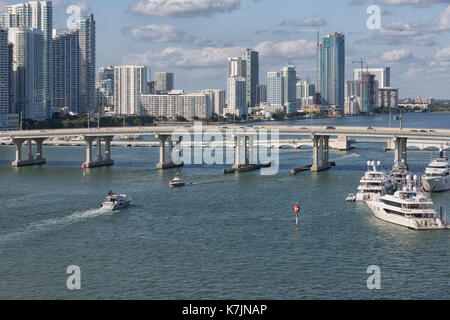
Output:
[2, 0, 450, 98]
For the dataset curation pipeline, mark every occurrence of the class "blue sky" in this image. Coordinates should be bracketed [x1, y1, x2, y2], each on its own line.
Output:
[3, 0, 450, 98]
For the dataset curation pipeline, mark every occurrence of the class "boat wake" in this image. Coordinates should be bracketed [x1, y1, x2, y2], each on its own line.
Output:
[0, 208, 107, 245]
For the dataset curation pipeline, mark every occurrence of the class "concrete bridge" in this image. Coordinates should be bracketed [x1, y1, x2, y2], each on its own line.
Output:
[1, 125, 449, 172]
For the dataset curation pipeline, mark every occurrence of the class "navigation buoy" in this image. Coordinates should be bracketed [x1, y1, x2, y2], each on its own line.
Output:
[294, 204, 301, 229]
[82, 163, 86, 177]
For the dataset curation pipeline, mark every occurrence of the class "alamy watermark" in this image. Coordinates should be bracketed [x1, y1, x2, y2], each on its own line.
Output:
[367, 265, 381, 290]
[66, 265, 81, 290]
[168, 122, 280, 176]
[367, 5, 382, 30]
[66, 5, 81, 31]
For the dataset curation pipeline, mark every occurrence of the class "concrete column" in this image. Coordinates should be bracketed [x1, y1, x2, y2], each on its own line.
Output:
[34, 139, 45, 160]
[393, 137, 408, 170]
[244, 136, 250, 165]
[95, 137, 103, 162]
[14, 139, 24, 163]
[157, 135, 167, 168]
[104, 137, 112, 161]
[249, 136, 255, 165]
[26, 139, 33, 161]
[168, 137, 173, 164]
[311, 135, 331, 172]
[324, 136, 329, 165]
[84, 137, 94, 166]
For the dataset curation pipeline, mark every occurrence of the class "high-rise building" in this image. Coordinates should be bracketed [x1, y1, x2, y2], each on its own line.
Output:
[360, 73, 376, 113]
[354, 67, 390, 88]
[8, 27, 45, 120]
[318, 32, 345, 109]
[2, 1, 53, 119]
[0, 29, 10, 115]
[344, 96, 359, 115]
[141, 92, 211, 119]
[114, 66, 148, 116]
[378, 87, 398, 110]
[228, 57, 246, 78]
[198, 89, 225, 116]
[281, 65, 297, 110]
[225, 76, 246, 117]
[241, 48, 259, 108]
[345, 80, 361, 99]
[296, 79, 315, 109]
[256, 84, 267, 105]
[98, 66, 114, 82]
[52, 28, 80, 113]
[76, 14, 95, 114]
[267, 72, 284, 107]
[155, 72, 174, 93]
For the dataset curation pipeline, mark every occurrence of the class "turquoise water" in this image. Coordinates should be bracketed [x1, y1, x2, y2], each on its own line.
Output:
[0, 113, 448, 300]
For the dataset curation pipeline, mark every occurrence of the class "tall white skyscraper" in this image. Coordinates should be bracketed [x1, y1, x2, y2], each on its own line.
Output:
[225, 76, 246, 117]
[281, 65, 296, 104]
[354, 67, 390, 88]
[296, 79, 315, 109]
[114, 66, 148, 116]
[0, 29, 10, 115]
[8, 27, 45, 120]
[53, 28, 80, 113]
[76, 14, 95, 114]
[267, 72, 284, 107]
[2, 1, 53, 118]
[228, 57, 246, 78]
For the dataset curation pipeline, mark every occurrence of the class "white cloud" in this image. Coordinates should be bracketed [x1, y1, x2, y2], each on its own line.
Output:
[381, 48, 415, 62]
[430, 5, 450, 31]
[125, 24, 218, 46]
[280, 16, 328, 28]
[122, 39, 316, 73]
[129, 0, 241, 17]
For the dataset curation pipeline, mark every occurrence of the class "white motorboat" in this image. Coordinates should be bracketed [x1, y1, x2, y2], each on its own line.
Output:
[356, 161, 397, 202]
[346, 194, 357, 202]
[101, 192, 131, 210]
[422, 149, 450, 193]
[169, 173, 186, 188]
[367, 176, 447, 230]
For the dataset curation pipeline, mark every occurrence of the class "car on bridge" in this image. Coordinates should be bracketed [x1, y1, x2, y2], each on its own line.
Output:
[326, 126, 336, 130]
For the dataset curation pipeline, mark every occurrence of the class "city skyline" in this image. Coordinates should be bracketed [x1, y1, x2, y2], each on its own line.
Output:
[2, 0, 450, 98]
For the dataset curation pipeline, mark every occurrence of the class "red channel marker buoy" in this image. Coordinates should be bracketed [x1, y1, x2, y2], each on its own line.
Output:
[294, 204, 301, 229]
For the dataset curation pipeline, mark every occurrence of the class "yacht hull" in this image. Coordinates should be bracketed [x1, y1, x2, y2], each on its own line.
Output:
[366, 201, 446, 230]
[101, 200, 131, 211]
[422, 177, 450, 193]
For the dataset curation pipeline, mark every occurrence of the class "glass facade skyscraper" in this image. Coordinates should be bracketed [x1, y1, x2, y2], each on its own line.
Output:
[318, 32, 345, 109]
[241, 48, 259, 108]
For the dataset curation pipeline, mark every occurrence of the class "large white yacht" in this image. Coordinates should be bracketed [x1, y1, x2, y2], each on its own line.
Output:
[356, 161, 397, 202]
[367, 176, 447, 230]
[422, 150, 450, 193]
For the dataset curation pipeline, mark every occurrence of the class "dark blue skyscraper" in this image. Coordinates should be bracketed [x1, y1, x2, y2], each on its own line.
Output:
[318, 32, 345, 109]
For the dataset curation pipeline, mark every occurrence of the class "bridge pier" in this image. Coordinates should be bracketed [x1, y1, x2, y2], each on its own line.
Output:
[156, 135, 184, 169]
[311, 135, 332, 172]
[12, 138, 46, 167]
[393, 137, 408, 170]
[224, 133, 270, 174]
[83, 136, 114, 168]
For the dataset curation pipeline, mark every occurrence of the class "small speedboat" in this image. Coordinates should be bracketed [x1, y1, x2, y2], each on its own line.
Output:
[346, 194, 356, 202]
[169, 173, 185, 188]
[101, 192, 131, 210]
